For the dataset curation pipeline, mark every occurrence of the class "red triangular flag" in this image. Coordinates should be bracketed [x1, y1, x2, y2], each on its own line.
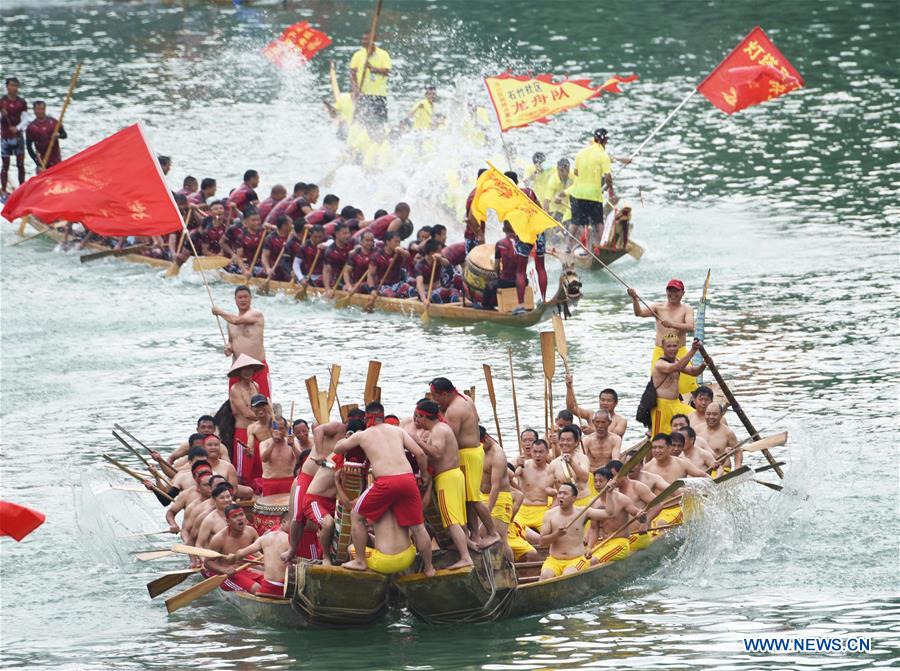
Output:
[1, 123, 182, 237]
[0, 501, 46, 541]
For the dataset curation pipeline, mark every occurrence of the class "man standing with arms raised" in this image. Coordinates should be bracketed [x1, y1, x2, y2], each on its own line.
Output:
[213, 285, 270, 399]
[429, 377, 499, 546]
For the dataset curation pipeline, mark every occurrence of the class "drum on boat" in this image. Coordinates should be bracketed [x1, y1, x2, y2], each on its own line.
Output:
[253, 493, 290, 535]
[462, 243, 497, 304]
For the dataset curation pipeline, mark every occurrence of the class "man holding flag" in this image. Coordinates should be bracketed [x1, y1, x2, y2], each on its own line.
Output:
[567, 128, 616, 252]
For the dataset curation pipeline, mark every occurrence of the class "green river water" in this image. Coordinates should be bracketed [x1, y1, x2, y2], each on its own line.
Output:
[1, 1, 898, 669]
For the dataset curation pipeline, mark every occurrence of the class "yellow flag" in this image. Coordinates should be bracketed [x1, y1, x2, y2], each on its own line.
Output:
[470, 166, 559, 244]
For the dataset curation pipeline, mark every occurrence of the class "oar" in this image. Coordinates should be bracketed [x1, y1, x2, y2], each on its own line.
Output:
[165, 562, 252, 614]
[171, 543, 264, 565]
[135, 549, 176, 561]
[326, 364, 341, 414]
[754, 461, 786, 475]
[244, 230, 269, 281]
[101, 454, 175, 503]
[364, 360, 381, 405]
[163, 208, 195, 277]
[364, 251, 399, 313]
[305, 376, 326, 425]
[120, 529, 174, 539]
[712, 464, 751, 485]
[482, 364, 504, 451]
[553, 313, 585, 417]
[420, 258, 438, 325]
[335, 271, 369, 309]
[80, 243, 151, 263]
[696, 343, 784, 479]
[588, 479, 685, 543]
[754, 480, 783, 492]
[259, 230, 295, 296]
[708, 432, 788, 474]
[112, 431, 172, 489]
[147, 567, 202, 599]
[295, 246, 322, 301]
[38, 63, 82, 171]
[540, 331, 556, 440]
[507, 346, 522, 450]
[113, 423, 177, 480]
[562, 439, 653, 530]
[10, 224, 58, 246]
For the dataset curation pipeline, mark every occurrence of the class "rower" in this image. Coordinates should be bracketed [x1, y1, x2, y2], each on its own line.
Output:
[291, 224, 326, 287]
[165, 416, 218, 468]
[332, 413, 434, 576]
[165, 461, 213, 534]
[322, 222, 354, 298]
[612, 461, 659, 552]
[538, 483, 606, 580]
[429, 377, 498, 544]
[677, 425, 718, 472]
[689, 386, 728, 430]
[650, 336, 706, 436]
[188, 177, 217, 207]
[258, 184, 287, 223]
[195, 481, 236, 549]
[25, 100, 66, 172]
[626, 455, 670, 497]
[206, 504, 263, 593]
[245, 394, 273, 491]
[229, 510, 292, 597]
[479, 427, 514, 560]
[512, 439, 555, 531]
[409, 86, 436, 130]
[304, 194, 339, 228]
[261, 215, 292, 281]
[191, 201, 227, 256]
[226, 169, 261, 220]
[214, 284, 270, 398]
[350, 31, 392, 127]
[696, 402, 740, 472]
[233, 208, 265, 276]
[628, 279, 699, 398]
[582, 410, 622, 495]
[519, 429, 538, 458]
[644, 433, 711, 490]
[585, 467, 647, 563]
[180, 473, 219, 552]
[258, 416, 300, 496]
[567, 128, 616, 251]
[408, 399, 473, 569]
[368, 230, 412, 298]
[671, 412, 715, 453]
[343, 230, 377, 292]
[175, 176, 198, 199]
[414, 239, 458, 304]
[669, 431, 686, 457]
[358, 202, 411, 241]
[550, 426, 592, 507]
[201, 434, 247, 497]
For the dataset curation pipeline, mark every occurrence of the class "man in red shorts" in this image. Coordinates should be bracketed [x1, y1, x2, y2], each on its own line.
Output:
[333, 413, 435, 576]
[214, 285, 270, 399]
[229, 511, 292, 598]
[205, 504, 264, 592]
[256, 416, 301, 496]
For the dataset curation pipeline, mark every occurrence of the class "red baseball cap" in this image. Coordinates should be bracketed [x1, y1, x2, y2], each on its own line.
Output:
[666, 279, 684, 291]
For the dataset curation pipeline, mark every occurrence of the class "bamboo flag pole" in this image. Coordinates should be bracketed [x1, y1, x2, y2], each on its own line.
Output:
[507, 346, 522, 451]
[355, 0, 384, 101]
[40, 63, 83, 170]
[179, 209, 228, 347]
[620, 89, 698, 169]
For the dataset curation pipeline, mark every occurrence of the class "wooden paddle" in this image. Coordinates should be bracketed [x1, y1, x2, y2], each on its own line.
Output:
[10, 221, 66, 246]
[305, 376, 326, 424]
[101, 454, 174, 503]
[295, 246, 322, 301]
[712, 464, 751, 485]
[326, 365, 341, 414]
[754, 461, 786, 475]
[562, 439, 652, 530]
[335, 271, 369, 309]
[696, 343, 784, 479]
[192, 255, 231, 272]
[754, 480, 783, 492]
[112, 423, 177, 480]
[135, 549, 176, 561]
[120, 529, 173, 539]
[244, 230, 269, 281]
[552, 313, 585, 417]
[111, 431, 172, 489]
[540, 331, 556, 439]
[171, 543, 264, 564]
[364, 360, 381, 405]
[39, 63, 82, 171]
[421, 258, 438, 325]
[364, 250, 399, 313]
[589, 479, 685, 542]
[258, 230, 293, 295]
[165, 562, 252, 614]
[708, 432, 788, 473]
[147, 567, 202, 599]
[507, 347, 522, 450]
[80, 243, 151, 264]
[482, 364, 504, 451]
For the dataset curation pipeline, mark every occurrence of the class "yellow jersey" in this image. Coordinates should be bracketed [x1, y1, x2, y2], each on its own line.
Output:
[350, 46, 391, 97]
[544, 172, 573, 221]
[410, 98, 433, 130]
[567, 142, 611, 203]
[524, 165, 553, 204]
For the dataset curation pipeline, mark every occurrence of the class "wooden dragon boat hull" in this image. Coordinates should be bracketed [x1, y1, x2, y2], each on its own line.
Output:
[218, 590, 308, 628]
[285, 562, 390, 627]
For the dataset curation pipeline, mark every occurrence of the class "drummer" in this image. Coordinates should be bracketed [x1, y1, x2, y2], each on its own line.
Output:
[476, 221, 517, 309]
[257, 416, 301, 496]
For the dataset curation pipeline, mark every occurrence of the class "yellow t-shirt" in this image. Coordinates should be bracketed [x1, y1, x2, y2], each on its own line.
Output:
[567, 142, 612, 203]
[544, 172, 573, 221]
[334, 93, 355, 124]
[524, 165, 553, 204]
[350, 47, 391, 97]
[410, 98, 433, 130]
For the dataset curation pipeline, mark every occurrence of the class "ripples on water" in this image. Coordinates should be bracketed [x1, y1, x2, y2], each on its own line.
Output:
[1, 1, 898, 669]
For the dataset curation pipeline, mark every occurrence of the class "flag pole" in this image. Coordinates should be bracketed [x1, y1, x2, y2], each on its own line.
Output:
[180, 220, 229, 348]
[619, 88, 697, 170]
[40, 63, 83, 170]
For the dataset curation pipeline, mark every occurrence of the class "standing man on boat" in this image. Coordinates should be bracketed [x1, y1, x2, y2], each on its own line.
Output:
[479, 428, 514, 560]
[650, 336, 705, 436]
[581, 411, 622, 494]
[25, 100, 66, 172]
[214, 285, 270, 398]
[567, 128, 616, 251]
[0, 77, 28, 198]
[350, 32, 391, 127]
[629, 279, 698, 398]
[429, 377, 499, 546]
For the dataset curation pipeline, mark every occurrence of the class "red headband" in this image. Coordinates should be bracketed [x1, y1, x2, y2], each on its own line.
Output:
[226, 507, 244, 519]
[365, 410, 384, 428]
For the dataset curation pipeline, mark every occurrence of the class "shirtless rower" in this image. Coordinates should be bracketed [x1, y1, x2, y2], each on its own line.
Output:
[538, 483, 609, 580]
[671, 413, 715, 454]
[408, 399, 473, 568]
[519, 429, 538, 459]
[195, 481, 236, 549]
[165, 461, 213, 534]
[677, 425, 718, 473]
[180, 474, 218, 556]
[550, 426, 592, 507]
[228, 356, 262, 484]
[585, 467, 648, 562]
[245, 394, 274, 491]
[333, 418, 435, 576]
[205, 504, 264, 593]
[200, 435, 248, 498]
[669, 431, 686, 457]
[582, 410, 621, 495]
[213, 285, 270, 398]
[292, 419, 312, 452]
[650, 337, 706, 436]
[613, 461, 659, 549]
[696, 402, 741, 472]
[512, 439, 556, 531]
[628, 279, 698, 397]
[164, 414, 218, 466]
[564, 374, 627, 438]
[230, 510, 292, 597]
[479, 427, 513, 560]
[627, 456, 670, 496]
[257, 416, 301, 496]
[429, 377, 498, 544]
[644, 433, 711, 488]
[689, 386, 728, 430]
[148, 438, 205, 503]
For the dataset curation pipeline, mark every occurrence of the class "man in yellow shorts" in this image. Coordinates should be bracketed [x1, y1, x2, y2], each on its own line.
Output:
[479, 427, 514, 558]
[360, 510, 418, 575]
[408, 399, 473, 570]
[585, 467, 646, 564]
[650, 337, 707, 436]
[644, 432, 711, 523]
[512, 439, 555, 531]
[539, 483, 611, 580]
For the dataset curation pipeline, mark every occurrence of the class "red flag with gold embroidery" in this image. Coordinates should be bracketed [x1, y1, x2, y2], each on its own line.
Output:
[697, 26, 803, 114]
[263, 21, 332, 67]
[1, 124, 181, 236]
[485, 72, 638, 132]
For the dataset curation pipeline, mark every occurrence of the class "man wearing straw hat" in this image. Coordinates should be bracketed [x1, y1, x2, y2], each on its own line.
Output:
[213, 285, 270, 398]
[228, 353, 265, 484]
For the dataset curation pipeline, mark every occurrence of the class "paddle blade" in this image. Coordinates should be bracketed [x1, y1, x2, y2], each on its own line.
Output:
[165, 573, 227, 614]
[754, 461, 786, 474]
[744, 432, 788, 452]
[364, 361, 381, 405]
[326, 365, 341, 413]
[540, 331, 556, 379]
[192, 256, 230, 272]
[135, 550, 176, 561]
[482, 364, 497, 405]
[754, 479, 784, 492]
[551, 314, 569, 361]
[647, 479, 685, 510]
[626, 239, 645, 260]
[164, 262, 180, 278]
[617, 438, 651, 479]
[713, 465, 751, 484]
[171, 543, 222, 559]
[147, 568, 200, 599]
[0, 501, 46, 541]
[334, 296, 350, 309]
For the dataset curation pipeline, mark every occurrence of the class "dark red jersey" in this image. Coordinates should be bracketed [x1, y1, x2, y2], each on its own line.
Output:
[25, 116, 64, 165]
[495, 237, 517, 282]
[0, 96, 27, 140]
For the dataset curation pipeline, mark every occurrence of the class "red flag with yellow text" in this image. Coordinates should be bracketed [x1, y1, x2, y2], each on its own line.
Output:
[485, 72, 638, 132]
[1, 124, 182, 236]
[697, 26, 803, 114]
[263, 21, 332, 67]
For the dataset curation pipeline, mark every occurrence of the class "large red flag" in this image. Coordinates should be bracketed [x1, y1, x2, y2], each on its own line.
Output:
[697, 26, 803, 114]
[0, 501, 45, 541]
[263, 21, 332, 67]
[1, 124, 182, 237]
